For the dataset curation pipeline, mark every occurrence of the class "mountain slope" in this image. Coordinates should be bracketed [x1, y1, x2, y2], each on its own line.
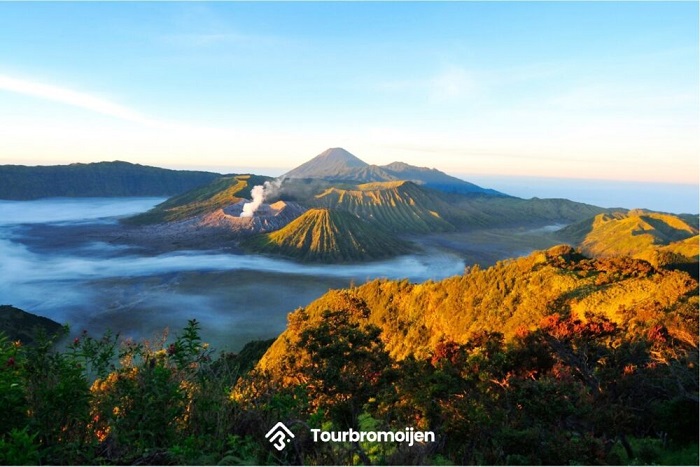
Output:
[242, 208, 411, 262]
[557, 210, 699, 257]
[125, 174, 273, 225]
[309, 181, 458, 233]
[283, 148, 369, 179]
[279, 178, 608, 231]
[0, 161, 220, 200]
[381, 161, 503, 195]
[284, 147, 502, 196]
[0, 305, 63, 345]
[259, 245, 698, 369]
[447, 196, 611, 228]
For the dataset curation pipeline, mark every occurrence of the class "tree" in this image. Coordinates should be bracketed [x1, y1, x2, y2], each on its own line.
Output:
[284, 303, 392, 431]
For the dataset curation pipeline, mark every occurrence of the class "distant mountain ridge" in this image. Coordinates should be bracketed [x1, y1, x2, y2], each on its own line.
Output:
[284, 148, 504, 196]
[0, 161, 220, 200]
[284, 148, 368, 178]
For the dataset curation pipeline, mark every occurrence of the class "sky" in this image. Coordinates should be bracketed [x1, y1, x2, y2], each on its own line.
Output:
[0, 2, 698, 190]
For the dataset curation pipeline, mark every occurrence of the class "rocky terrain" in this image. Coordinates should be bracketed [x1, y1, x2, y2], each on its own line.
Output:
[111, 200, 307, 251]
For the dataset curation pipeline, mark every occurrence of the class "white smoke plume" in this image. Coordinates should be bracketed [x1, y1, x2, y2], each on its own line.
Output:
[240, 178, 284, 218]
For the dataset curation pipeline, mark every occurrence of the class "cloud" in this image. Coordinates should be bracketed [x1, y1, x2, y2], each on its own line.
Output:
[0, 74, 161, 127]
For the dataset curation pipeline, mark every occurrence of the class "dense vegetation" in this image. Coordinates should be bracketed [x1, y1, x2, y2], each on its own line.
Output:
[0, 161, 219, 200]
[242, 208, 411, 262]
[260, 245, 697, 363]
[1, 246, 697, 465]
[0, 306, 62, 346]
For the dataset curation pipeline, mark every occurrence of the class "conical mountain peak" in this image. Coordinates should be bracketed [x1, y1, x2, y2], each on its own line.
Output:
[316, 148, 367, 166]
[284, 148, 368, 179]
[283, 147, 505, 197]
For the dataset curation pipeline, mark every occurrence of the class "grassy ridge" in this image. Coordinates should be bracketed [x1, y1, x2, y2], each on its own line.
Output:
[259, 244, 698, 366]
[310, 181, 457, 233]
[242, 208, 411, 262]
[559, 210, 698, 256]
[291, 180, 608, 231]
[557, 210, 699, 276]
[125, 174, 272, 225]
[445, 195, 610, 228]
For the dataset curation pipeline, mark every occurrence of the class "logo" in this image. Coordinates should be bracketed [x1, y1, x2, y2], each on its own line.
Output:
[265, 422, 295, 451]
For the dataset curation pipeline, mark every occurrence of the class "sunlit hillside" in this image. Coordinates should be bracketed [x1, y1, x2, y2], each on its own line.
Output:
[242, 208, 411, 262]
[308, 181, 458, 233]
[259, 244, 698, 365]
[125, 174, 272, 225]
[557, 210, 699, 275]
[559, 210, 698, 256]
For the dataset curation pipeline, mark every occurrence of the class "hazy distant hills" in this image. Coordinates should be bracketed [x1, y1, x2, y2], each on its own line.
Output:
[284, 148, 368, 178]
[284, 147, 504, 196]
[242, 208, 411, 262]
[0, 161, 220, 200]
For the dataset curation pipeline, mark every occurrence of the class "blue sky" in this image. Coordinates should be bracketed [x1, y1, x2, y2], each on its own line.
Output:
[0, 2, 697, 186]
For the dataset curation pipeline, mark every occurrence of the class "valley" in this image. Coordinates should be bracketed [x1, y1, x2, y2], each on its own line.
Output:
[0, 150, 696, 466]
[2, 3, 697, 463]
[2, 148, 696, 353]
[2, 196, 569, 351]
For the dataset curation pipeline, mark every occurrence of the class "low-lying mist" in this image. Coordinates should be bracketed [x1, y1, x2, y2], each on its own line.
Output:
[0, 197, 167, 225]
[0, 198, 465, 351]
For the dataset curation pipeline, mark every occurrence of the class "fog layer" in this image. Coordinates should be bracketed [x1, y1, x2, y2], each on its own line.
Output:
[0, 198, 465, 351]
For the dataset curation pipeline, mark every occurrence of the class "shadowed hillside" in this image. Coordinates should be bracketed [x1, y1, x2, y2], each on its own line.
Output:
[0, 161, 220, 200]
[0, 305, 63, 345]
[242, 208, 411, 262]
[284, 147, 502, 196]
